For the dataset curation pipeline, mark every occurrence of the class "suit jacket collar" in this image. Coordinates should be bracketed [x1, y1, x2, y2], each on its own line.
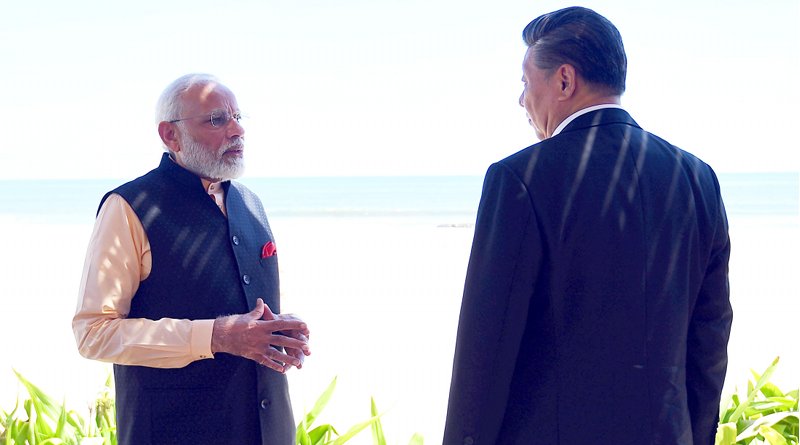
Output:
[559, 108, 641, 135]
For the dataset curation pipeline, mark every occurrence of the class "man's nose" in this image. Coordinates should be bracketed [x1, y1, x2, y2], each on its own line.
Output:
[227, 118, 245, 138]
[519, 92, 524, 107]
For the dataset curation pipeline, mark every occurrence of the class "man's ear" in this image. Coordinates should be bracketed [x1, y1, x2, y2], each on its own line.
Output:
[158, 121, 181, 153]
[556, 64, 577, 100]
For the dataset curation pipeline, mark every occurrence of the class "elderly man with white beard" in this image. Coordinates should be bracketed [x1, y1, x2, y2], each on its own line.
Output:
[73, 73, 310, 445]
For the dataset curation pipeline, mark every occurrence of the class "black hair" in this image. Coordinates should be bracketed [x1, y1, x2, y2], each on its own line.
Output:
[523, 7, 627, 95]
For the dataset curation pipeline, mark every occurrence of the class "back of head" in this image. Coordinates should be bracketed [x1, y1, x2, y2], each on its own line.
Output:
[522, 7, 627, 96]
[155, 73, 220, 124]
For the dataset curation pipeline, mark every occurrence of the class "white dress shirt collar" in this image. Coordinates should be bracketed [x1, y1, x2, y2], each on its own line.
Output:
[551, 103, 625, 137]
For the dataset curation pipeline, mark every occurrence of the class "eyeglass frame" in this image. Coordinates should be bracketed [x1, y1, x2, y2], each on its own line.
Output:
[167, 109, 244, 128]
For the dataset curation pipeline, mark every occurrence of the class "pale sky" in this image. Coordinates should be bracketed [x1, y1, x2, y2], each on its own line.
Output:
[1, 0, 798, 179]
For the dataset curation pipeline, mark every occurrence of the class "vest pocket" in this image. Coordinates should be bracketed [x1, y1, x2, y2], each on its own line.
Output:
[259, 252, 279, 270]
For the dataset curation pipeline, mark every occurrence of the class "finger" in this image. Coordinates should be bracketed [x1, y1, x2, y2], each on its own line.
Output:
[252, 355, 286, 373]
[286, 333, 310, 353]
[247, 347, 300, 373]
[268, 334, 310, 353]
[290, 333, 309, 343]
[243, 348, 285, 373]
[285, 348, 306, 369]
[278, 328, 308, 342]
[261, 319, 308, 333]
[277, 314, 310, 335]
[250, 298, 265, 319]
[289, 347, 308, 362]
[273, 331, 311, 355]
[261, 301, 277, 321]
[264, 347, 302, 369]
[286, 347, 305, 360]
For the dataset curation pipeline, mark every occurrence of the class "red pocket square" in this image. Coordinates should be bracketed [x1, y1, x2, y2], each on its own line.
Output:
[261, 241, 277, 258]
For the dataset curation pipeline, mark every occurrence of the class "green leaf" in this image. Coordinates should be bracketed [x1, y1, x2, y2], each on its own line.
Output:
[296, 416, 311, 445]
[370, 398, 385, 445]
[736, 412, 800, 442]
[720, 406, 736, 424]
[300, 377, 338, 431]
[715, 422, 737, 445]
[35, 402, 56, 439]
[758, 424, 788, 445]
[14, 370, 60, 421]
[332, 415, 381, 445]
[65, 411, 84, 434]
[3, 418, 18, 444]
[16, 421, 30, 444]
[761, 383, 785, 399]
[9, 419, 20, 443]
[308, 424, 336, 444]
[746, 398, 799, 416]
[729, 357, 781, 423]
[2, 398, 20, 434]
[26, 417, 35, 445]
[54, 400, 67, 439]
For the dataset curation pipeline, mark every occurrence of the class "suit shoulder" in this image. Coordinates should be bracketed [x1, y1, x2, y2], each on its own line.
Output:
[494, 135, 571, 177]
[647, 132, 718, 178]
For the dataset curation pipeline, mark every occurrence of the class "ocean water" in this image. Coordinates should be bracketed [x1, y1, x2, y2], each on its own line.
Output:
[0, 172, 797, 224]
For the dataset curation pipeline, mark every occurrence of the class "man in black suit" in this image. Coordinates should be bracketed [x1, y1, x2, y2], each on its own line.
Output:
[444, 7, 732, 445]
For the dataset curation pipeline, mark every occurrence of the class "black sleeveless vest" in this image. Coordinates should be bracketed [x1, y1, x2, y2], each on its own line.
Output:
[99, 154, 294, 445]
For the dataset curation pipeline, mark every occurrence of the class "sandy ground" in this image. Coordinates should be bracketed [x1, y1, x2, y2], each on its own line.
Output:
[0, 213, 797, 443]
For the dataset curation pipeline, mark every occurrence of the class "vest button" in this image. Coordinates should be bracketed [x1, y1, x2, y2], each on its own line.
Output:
[232, 235, 240, 245]
[463, 437, 474, 445]
[242, 274, 251, 285]
[260, 399, 270, 409]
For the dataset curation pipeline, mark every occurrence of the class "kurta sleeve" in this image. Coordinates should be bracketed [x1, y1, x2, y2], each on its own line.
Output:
[72, 194, 215, 368]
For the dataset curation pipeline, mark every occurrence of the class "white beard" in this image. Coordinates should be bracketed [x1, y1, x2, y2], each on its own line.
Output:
[178, 132, 245, 181]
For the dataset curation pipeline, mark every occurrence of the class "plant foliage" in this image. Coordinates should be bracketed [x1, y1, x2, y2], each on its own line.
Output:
[296, 376, 424, 445]
[0, 370, 115, 445]
[2, 373, 422, 445]
[716, 357, 799, 445]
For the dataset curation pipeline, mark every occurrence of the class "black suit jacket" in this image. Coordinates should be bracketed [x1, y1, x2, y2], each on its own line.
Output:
[444, 109, 732, 445]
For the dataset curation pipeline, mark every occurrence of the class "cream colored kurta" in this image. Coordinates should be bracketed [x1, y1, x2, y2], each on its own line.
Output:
[72, 179, 226, 368]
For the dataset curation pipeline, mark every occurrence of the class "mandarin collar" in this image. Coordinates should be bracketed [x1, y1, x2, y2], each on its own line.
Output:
[158, 152, 231, 192]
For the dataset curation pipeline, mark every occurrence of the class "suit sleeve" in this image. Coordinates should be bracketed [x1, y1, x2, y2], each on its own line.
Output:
[687, 173, 733, 444]
[443, 162, 543, 444]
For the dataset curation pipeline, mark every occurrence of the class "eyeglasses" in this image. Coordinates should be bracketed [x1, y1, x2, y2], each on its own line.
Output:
[168, 110, 244, 128]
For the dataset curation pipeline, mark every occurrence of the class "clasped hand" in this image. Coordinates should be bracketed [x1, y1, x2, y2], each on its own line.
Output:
[211, 298, 310, 373]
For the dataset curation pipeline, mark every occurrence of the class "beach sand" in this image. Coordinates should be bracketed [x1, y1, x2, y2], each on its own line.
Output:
[0, 213, 797, 443]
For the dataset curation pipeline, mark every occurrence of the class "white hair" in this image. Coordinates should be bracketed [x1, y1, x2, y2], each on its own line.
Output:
[155, 73, 220, 124]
